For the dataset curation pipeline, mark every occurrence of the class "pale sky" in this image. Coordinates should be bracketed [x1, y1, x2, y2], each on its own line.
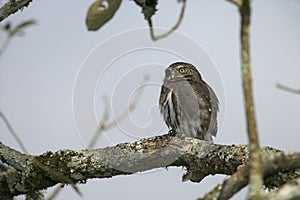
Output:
[0, 0, 299, 199]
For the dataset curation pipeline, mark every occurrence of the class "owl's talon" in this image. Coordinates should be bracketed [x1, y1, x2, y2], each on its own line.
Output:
[168, 129, 177, 136]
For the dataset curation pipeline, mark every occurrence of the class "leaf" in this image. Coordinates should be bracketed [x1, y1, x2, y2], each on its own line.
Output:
[134, 0, 158, 20]
[86, 0, 122, 31]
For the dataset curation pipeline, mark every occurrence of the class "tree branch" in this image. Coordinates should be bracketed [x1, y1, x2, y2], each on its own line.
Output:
[1, 134, 299, 197]
[0, 111, 29, 154]
[199, 152, 300, 200]
[276, 83, 300, 95]
[266, 176, 300, 200]
[239, 0, 263, 198]
[147, 0, 186, 41]
[0, 0, 33, 22]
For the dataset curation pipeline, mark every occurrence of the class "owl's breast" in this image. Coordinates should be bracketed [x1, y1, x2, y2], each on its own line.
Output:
[161, 81, 203, 136]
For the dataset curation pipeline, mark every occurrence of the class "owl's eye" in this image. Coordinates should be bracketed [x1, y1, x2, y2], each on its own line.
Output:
[178, 67, 186, 73]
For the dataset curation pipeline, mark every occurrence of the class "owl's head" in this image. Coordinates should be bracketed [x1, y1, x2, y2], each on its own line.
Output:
[164, 62, 202, 82]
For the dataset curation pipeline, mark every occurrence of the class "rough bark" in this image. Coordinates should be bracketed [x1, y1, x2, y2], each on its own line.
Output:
[0, 134, 299, 198]
[0, 0, 33, 22]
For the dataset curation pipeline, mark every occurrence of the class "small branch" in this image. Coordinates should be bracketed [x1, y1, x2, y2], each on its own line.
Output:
[199, 152, 300, 200]
[148, 0, 186, 41]
[0, 111, 28, 154]
[264, 168, 300, 189]
[225, 0, 264, 197]
[266, 176, 300, 200]
[0, 35, 13, 57]
[0, 0, 33, 22]
[1, 134, 299, 197]
[199, 165, 249, 200]
[276, 83, 300, 95]
[239, 0, 263, 198]
[1, 20, 36, 56]
[87, 96, 110, 149]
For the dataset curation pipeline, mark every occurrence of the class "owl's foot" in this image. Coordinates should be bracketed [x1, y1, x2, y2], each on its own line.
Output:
[168, 130, 188, 139]
[168, 129, 177, 136]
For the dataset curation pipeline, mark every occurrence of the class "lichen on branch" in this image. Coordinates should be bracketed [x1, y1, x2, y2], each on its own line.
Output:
[1, 134, 299, 198]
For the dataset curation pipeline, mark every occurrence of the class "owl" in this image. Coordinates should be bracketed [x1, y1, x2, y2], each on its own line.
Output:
[159, 62, 219, 142]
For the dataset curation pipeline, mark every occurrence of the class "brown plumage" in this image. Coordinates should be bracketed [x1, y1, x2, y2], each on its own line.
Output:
[159, 62, 219, 142]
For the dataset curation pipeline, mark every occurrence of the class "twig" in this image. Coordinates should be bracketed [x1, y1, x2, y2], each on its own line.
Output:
[0, 35, 13, 57]
[148, 0, 186, 41]
[102, 75, 149, 131]
[47, 184, 81, 200]
[199, 165, 249, 200]
[239, 0, 263, 198]
[276, 83, 300, 95]
[0, 111, 28, 154]
[0, 0, 33, 22]
[46, 185, 63, 200]
[87, 96, 110, 149]
[0, 20, 36, 56]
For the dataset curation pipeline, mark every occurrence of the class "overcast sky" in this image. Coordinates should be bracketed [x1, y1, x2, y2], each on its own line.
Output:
[0, 0, 299, 199]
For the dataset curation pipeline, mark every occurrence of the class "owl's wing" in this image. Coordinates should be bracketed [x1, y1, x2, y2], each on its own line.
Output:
[159, 84, 173, 128]
[206, 83, 219, 137]
[193, 81, 219, 137]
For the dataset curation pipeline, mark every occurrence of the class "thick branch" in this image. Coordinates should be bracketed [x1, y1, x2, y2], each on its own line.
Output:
[0, 0, 33, 22]
[1, 134, 299, 197]
[266, 176, 300, 200]
[199, 152, 300, 200]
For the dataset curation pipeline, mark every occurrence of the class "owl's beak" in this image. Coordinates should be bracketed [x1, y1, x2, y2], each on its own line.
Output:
[165, 68, 177, 81]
